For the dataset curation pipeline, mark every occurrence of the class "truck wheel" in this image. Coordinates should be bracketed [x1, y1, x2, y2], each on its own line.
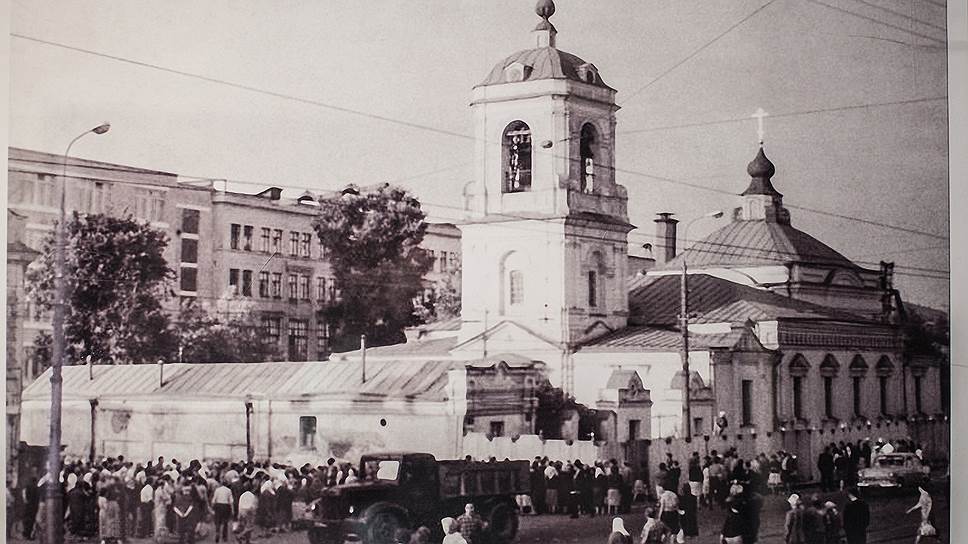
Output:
[487, 503, 519, 544]
[367, 511, 403, 544]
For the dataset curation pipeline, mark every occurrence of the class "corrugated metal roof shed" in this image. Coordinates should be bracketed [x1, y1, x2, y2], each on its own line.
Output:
[23, 360, 456, 402]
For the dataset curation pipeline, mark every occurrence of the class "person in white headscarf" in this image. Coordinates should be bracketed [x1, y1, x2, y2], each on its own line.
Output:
[607, 517, 631, 544]
[784, 494, 805, 544]
[440, 517, 467, 544]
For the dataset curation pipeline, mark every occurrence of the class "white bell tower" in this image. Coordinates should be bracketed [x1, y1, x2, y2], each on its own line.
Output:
[456, 0, 632, 390]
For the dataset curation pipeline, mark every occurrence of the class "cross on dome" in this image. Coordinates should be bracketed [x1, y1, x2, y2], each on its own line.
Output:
[751, 107, 769, 146]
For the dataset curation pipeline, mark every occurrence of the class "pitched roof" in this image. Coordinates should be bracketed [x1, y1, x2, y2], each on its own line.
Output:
[580, 325, 746, 352]
[605, 370, 638, 389]
[335, 336, 458, 359]
[628, 274, 871, 327]
[654, 219, 858, 271]
[479, 47, 614, 90]
[22, 360, 455, 402]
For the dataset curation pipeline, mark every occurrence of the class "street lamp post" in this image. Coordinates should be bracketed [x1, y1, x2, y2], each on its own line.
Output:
[680, 210, 723, 439]
[48, 122, 109, 544]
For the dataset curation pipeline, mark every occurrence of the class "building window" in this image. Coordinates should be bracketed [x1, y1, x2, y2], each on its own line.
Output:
[13, 174, 56, 207]
[288, 274, 298, 300]
[136, 189, 166, 222]
[879, 376, 889, 415]
[579, 123, 597, 193]
[914, 376, 923, 413]
[262, 315, 281, 345]
[489, 421, 505, 438]
[289, 231, 300, 256]
[316, 322, 330, 359]
[230, 224, 241, 250]
[259, 271, 270, 297]
[588, 270, 598, 308]
[271, 273, 282, 298]
[824, 377, 834, 419]
[853, 377, 862, 416]
[181, 238, 198, 264]
[317, 277, 327, 301]
[78, 182, 107, 214]
[299, 275, 310, 300]
[448, 252, 459, 270]
[260, 228, 271, 253]
[181, 208, 200, 234]
[301, 233, 312, 257]
[318, 239, 328, 259]
[693, 417, 703, 435]
[509, 270, 524, 305]
[240, 225, 251, 251]
[288, 319, 308, 361]
[427, 250, 436, 271]
[328, 279, 338, 301]
[299, 416, 317, 449]
[628, 419, 640, 440]
[241, 270, 253, 297]
[229, 269, 240, 295]
[742, 380, 753, 425]
[792, 376, 803, 420]
[271, 229, 283, 253]
[503, 121, 532, 193]
[437, 251, 447, 272]
[180, 268, 197, 292]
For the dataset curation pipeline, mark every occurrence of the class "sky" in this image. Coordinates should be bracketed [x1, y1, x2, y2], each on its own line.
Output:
[8, 0, 950, 310]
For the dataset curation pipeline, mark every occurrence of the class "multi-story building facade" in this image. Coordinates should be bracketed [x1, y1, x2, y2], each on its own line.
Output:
[6, 147, 464, 374]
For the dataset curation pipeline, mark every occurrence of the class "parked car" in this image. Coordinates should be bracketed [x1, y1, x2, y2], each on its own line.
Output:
[858, 452, 930, 493]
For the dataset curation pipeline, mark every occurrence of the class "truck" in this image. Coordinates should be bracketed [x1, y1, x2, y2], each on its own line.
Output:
[306, 452, 530, 544]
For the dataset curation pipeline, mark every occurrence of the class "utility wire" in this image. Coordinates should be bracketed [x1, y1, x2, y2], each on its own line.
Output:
[850, 0, 946, 32]
[8, 33, 948, 240]
[618, 96, 947, 135]
[620, 0, 779, 106]
[805, 0, 946, 45]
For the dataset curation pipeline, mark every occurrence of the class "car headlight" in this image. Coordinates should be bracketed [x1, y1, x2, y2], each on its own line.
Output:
[888, 472, 895, 478]
[349, 505, 354, 514]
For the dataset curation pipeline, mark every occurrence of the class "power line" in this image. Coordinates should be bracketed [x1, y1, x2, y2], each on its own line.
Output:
[849, 0, 946, 32]
[805, 0, 946, 45]
[618, 96, 947, 135]
[620, 0, 780, 106]
[9, 33, 948, 241]
[10, 33, 476, 143]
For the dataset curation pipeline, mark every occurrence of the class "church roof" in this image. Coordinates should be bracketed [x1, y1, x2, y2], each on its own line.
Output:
[23, 360, 455, 402]
[654, 219, 858, 271]
[479, 47, 613, 90]
[580, 326, 747, 352]
[628, 273, 873, 326]
[335, 336, 458, 359]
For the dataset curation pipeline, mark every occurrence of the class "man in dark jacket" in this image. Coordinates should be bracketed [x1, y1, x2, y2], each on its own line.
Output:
[817, 448, 835, 492]
[842, 488, 870, 544]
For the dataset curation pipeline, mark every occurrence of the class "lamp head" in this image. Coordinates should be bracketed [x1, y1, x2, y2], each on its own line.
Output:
[92, 123, 111, 135]
[708, 210, 724, 219]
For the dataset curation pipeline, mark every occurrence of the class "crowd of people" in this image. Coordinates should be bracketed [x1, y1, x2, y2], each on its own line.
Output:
[6, 455, 367, 544]
[4, 436, 935, 544]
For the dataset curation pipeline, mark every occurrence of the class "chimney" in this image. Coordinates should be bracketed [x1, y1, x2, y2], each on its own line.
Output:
[654, 213, 678, 264]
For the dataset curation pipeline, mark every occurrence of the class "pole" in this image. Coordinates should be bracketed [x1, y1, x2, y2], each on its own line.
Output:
[88, 399, 98, 464]
[681, 257, 691, 439]
[361, 334, 367, 383]
[48, 123, 108, 544]
[245, 400, 254, 463]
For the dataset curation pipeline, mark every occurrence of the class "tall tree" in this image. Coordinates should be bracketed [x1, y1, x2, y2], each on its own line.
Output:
[312, 184, 432, 352]
[27, 213, 176, 364]
[174, 299, 281, 363]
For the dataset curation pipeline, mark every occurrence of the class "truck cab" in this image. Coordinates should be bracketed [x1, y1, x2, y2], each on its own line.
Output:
[308, 452, 528, 544]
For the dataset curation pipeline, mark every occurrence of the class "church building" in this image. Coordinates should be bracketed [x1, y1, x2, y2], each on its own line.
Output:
[342, 0, 947, 472]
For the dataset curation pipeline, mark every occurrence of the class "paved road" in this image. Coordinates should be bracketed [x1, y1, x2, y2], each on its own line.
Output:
[8, 485, 947, 544]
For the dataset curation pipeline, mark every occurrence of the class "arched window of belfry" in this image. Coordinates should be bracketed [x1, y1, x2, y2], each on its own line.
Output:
[503, 121, 532, 193]
[579, 123, 598, 194]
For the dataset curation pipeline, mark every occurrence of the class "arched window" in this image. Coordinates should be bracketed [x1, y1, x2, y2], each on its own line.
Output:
[789, 354, 809, 420]
[509, 270, 524, 305]
[849, 355, 868, 417]
[876, 356, 894, 415]
[579, 123, 598, 194]
[587, 250, 605, 309]
[820, 355, 839, 419]
[503, 121, 532, 193]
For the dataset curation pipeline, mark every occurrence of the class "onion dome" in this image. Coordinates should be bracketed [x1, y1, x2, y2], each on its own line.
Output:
[742, 146, 782, 197]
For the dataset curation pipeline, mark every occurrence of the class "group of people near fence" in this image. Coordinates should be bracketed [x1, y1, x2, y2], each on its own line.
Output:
[7, 455, 369, 544]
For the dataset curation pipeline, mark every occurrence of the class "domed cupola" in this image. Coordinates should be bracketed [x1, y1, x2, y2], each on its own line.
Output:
[739, 146, 790, 224]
